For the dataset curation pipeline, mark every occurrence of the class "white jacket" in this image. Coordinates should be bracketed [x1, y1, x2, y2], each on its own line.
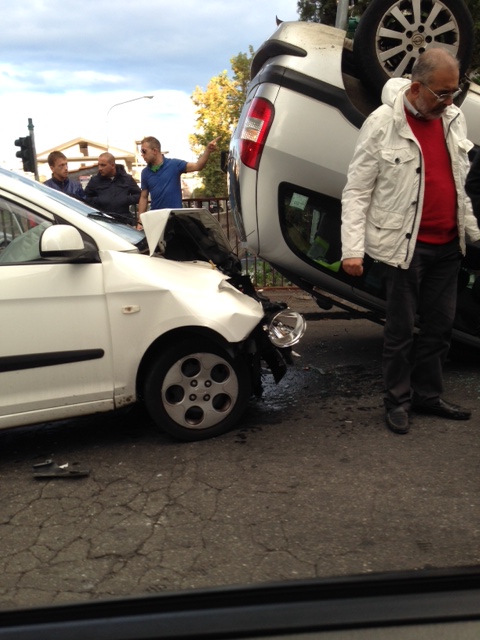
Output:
[341, 77, 480, 268]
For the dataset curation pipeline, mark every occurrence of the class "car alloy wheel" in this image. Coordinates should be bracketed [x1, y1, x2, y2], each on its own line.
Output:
[143, 338, 251, 441]
[353, 0, 474, 95]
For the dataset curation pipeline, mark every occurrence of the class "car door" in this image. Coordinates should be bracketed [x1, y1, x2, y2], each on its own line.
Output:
[0, 196, 115, 428]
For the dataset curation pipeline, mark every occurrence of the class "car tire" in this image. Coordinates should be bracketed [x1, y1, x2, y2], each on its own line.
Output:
[143, 338, 251, 441]
[352, 0, 474, 95]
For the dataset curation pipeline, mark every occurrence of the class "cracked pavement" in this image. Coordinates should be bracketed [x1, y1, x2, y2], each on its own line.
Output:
[0, 291, 478, 609]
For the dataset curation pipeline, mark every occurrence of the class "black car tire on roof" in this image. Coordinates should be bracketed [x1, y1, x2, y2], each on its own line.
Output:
[144, 338, 251, 441]
[352, 0, 474, 95]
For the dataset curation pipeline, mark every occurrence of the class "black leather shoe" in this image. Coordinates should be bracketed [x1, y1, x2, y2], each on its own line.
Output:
[413, 398, 471, 420]
[385, 407, 409, 434]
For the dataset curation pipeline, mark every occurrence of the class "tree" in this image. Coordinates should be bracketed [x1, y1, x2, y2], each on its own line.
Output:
[297, 1, 370, 24]
[296, 0, 337, 25]
[190, 49, 254, 197]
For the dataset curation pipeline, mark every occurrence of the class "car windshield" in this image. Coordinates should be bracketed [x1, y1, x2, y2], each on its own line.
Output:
[0, 168, 147, 250]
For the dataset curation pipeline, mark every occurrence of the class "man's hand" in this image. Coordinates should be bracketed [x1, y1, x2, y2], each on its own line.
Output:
[186, 137, 222, 172]
[342, 258, 364, 276]
[207, 136, 221, 152]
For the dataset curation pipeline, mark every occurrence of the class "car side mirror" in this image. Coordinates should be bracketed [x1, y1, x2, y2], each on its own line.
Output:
[40, 225, 86, 259]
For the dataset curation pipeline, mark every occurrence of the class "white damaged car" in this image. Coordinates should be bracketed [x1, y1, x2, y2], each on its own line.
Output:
[0, 168, 304, 441]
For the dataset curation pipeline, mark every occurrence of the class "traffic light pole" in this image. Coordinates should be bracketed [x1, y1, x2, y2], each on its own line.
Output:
[27, 118, 39, 181]
[15, 120, 38, 180]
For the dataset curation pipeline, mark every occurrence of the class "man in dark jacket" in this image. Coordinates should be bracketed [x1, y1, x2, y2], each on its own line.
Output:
[85, 153, 141, 225]
[44, 151, 85, 200]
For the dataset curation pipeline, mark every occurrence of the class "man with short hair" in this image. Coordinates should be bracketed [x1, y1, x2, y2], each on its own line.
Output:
[137, 135, 220, 218]
[44, 151, 85, 200]
[341, 47, 480, 434]
[85, 152, 141, 225]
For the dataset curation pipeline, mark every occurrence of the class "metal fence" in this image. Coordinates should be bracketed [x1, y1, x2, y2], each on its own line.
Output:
[182, 196, 289, 288]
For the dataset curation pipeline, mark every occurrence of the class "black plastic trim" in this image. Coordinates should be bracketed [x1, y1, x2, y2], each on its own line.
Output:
[0, 349, 105, 373]
[0, 567, 478, 639]
[251, 39, 307, 79]
[250, 63, 366, 130]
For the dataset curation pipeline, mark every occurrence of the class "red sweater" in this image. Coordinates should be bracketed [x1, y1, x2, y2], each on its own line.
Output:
[406, 110, 457, 244]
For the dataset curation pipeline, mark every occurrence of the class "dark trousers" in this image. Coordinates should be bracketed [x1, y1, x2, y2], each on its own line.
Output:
[383, 239, 461, 410]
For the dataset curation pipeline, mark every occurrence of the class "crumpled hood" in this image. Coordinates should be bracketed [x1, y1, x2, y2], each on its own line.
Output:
[139, 208, 238, 268]
[140, 208, 172, 256]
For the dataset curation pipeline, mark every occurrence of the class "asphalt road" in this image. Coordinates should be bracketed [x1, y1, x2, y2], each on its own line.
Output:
[0, 290, 478, 610]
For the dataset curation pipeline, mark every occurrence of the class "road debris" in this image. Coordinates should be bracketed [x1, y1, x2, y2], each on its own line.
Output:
[32, 459, 90, 478]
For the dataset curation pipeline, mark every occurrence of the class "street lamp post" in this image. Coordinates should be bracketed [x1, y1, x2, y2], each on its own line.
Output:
[106, 95, 154, 151]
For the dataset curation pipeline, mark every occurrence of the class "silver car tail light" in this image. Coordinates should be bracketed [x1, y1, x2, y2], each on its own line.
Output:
[240, 97, 274, 170]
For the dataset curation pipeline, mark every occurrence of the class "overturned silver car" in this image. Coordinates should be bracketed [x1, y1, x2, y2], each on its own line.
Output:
[228, 0, 480, 347]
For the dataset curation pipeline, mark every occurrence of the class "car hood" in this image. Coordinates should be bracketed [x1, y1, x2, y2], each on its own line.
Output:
[140, 208, 173, 256]
[140, 207, 237, 260]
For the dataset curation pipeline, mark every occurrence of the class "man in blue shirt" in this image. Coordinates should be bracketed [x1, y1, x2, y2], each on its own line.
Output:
[44, 151, 85, 201]
[137, 135, 219, 220]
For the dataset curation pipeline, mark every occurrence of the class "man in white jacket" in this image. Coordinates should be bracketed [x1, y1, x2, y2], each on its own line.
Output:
[341, 48, 480, 434]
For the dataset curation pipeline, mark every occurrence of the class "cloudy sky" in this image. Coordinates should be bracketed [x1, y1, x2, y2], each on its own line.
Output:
[1, 0, 299, 175]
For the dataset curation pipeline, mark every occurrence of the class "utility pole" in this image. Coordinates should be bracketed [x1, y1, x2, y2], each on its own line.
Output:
[335, 0, 350, 30]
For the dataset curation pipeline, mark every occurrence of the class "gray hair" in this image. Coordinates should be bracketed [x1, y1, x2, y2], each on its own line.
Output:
[411, 48, 459, 84]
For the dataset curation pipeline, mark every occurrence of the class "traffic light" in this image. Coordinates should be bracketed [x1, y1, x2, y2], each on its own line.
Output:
[14, 135, 36, 173]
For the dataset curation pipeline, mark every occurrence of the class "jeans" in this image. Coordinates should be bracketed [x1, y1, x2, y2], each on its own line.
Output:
[383, 239, 461, 410]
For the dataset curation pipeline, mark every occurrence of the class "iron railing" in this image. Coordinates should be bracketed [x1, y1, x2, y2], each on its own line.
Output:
[182, 197, 288, 288]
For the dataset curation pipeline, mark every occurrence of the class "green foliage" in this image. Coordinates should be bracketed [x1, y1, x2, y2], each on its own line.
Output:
[296, 0, 337, 25]
[465, 0, 480, 71]
[351, 0, 369, 17]
[190, 48, 254, 197]
[246, 258, 290, 287]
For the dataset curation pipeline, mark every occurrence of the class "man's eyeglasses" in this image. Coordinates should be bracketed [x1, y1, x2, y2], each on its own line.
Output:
[421, 82, 462, 102]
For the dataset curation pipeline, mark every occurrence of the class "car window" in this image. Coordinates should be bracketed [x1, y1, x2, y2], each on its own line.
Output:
[279, 183, 389, 298]
[279, 183, 343, 273]
[0, 197, 52, 264]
